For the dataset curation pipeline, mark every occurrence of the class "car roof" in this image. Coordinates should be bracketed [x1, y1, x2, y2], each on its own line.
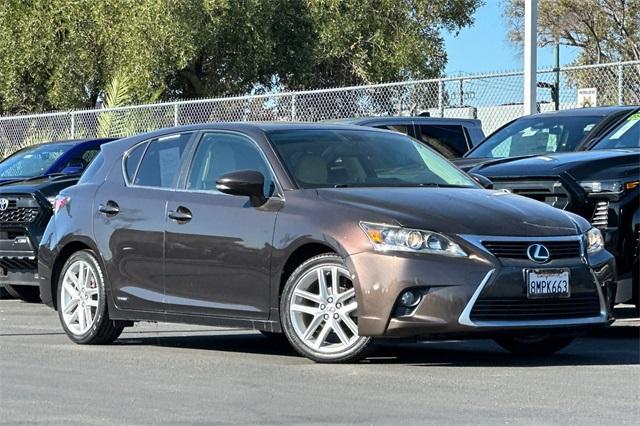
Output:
[531, 105, 639, 118]
[326, 116, 481, 125]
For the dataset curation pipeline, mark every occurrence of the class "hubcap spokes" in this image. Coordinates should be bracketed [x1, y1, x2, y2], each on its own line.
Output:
[61, 260, 98, 335]
[290, 265, 359, 354]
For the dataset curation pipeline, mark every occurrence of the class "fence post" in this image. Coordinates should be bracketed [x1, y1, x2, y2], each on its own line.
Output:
[618, 64, 624, 104]
[70, 112, 75, 138]
[291, 94, 297, 121]
[173, 103, 179, 127]
[458, 78, 464, 107]
[438, 80, 444, 117]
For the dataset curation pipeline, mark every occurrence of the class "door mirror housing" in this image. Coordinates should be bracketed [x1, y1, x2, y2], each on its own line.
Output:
[469, 172, 493, 189]
[216, 170, 266, 205]
[60, 164, 84, 175]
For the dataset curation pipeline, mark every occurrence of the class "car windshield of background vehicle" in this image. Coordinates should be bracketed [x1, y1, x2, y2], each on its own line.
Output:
[593, 113, 640, 150]
[268, 129, 477, 189]
[467, 115, 604, 158]
[0, 143, 73, 178]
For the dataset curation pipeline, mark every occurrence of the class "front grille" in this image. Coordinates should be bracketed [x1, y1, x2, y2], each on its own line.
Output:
[0, 207, 39, 223]
[0, 257, 37, 271]
[491, 179, 570, 209]
[0, 194, 40, 223]
[591, 201, 609, 228]
[482, 240, 582, 260]
[470, 292, 601, 321]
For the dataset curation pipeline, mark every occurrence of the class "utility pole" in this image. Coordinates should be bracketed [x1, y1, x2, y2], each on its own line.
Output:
[523, 0, 538, 115]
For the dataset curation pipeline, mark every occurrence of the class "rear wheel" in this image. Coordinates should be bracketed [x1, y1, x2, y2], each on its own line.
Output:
[57, 250, 123, 344]
[280, 254, 373, 363]
[494, 335, 574, 355]
[3, 284, 41, 303]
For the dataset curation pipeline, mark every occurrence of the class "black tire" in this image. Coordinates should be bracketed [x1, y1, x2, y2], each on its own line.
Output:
[494, 335, 575, 356]
[280, 253, 374, 363]
[57, 250, 124, 344]
[0, 285, 11, 299]
[3, 284, 41, 303]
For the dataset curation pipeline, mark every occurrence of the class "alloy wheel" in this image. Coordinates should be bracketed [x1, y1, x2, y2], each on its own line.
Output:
[289, 264, 360, 354]
[60, 259, 99, 335]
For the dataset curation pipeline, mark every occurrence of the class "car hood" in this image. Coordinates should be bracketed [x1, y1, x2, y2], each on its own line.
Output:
[0, 175, 80, 197]
[317, 187, 583, 236]
[471, 149, 640, 181]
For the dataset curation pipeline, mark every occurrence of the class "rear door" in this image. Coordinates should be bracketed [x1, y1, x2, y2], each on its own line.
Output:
[164, 131, 281, 319]
[93, 132, 194, 312]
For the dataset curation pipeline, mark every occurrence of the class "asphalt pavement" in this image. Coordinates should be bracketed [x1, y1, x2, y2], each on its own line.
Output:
[0, 300, 638, 425]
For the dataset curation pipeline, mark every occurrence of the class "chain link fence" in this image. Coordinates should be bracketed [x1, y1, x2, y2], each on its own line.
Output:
[1, 61, 638, 157]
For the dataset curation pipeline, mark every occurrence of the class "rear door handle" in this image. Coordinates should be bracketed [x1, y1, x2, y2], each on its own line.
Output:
[98, 201, 120, 216]
[168, 206, 192, 223]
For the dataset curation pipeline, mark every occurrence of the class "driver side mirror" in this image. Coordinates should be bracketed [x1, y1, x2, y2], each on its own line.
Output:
[61, 163, 84, 175]
[216, 170, 266, 206]
[469, 172, 493, 189]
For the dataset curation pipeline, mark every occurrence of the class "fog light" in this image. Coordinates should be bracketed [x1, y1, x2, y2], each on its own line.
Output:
[399, 290, 421, 307]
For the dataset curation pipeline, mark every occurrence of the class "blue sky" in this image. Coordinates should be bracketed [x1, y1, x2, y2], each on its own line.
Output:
[442, 0, 581, 76]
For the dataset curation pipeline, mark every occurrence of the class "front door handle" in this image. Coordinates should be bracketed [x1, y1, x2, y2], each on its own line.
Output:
[168, 206, 192, 223]
[98, 200, 120, 216]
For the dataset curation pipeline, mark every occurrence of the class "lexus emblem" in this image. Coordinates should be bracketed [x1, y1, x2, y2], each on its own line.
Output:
[0, 198, 8, 211]
[527, 244, 551, 263]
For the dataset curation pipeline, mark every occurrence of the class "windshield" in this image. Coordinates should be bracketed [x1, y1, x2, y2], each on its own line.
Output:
[593, 112, 640, 150]
[267, 129, 477, 189]
[467, 115, 604, 158]
[0, 143, 73, 179]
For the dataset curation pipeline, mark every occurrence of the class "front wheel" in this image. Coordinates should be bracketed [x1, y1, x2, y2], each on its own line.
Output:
[280, 254, 373, 363]
[57, 250, 123, 344]
[494, 335, 574, 355]
[3, 284, 41, 303]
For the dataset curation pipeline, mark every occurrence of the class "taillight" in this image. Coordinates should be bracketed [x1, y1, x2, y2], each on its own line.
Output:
[53, 195, 70, 214]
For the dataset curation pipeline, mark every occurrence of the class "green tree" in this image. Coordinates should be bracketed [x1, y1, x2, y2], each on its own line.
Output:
[503, 0, 640, 64]
[0, 0, 482, 115]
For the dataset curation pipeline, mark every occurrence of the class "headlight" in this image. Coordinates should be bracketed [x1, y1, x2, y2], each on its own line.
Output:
[585, 228, 604, 253]
[360, 222, 467, 257]
[579, 179, 639, 194]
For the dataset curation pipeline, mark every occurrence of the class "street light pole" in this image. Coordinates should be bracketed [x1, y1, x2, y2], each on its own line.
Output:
[523, 0, 538, 115]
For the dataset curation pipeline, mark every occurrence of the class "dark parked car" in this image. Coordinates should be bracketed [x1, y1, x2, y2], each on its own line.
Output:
[0, 138, 115, 301]
[456, 106, 637, 170]
[333, 116, 485, 158]
[463, 110, 639, 309]
[38, 124, 615, 363]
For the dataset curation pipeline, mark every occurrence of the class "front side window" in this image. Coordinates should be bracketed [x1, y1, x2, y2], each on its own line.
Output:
[186, 133, 275, 197]
[267, 129, 475, 189]
[0, 143, 73, 178]
[593, 113, 640, 150]
[133, 134, 191, 188]
[468, 115, 603, 158]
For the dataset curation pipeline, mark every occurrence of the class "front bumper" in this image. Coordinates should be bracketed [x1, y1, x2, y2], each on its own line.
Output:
[347, 237, 616, 338]
[0, 233, 39, 286]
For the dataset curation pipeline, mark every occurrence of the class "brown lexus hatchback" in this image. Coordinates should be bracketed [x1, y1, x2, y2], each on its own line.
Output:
[38, 123, 616, 363]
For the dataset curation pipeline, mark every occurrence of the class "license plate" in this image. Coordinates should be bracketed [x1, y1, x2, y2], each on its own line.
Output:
[526, 269, 570, 298]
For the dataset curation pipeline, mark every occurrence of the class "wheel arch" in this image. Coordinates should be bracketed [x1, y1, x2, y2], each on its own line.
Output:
[50, 238, 104, 310]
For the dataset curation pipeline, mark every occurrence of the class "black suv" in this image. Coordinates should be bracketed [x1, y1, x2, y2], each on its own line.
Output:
[0, 138, 115, 301]
[334, 116, 485, 158]
[459, 108, 640, 309]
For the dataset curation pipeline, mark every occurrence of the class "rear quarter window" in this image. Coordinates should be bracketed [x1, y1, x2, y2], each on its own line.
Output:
[124, 142, 147, 184]
[416, 125, 469, 158]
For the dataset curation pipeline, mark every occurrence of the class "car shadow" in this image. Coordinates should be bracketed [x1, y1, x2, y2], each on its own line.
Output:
[115, 330, 639, 367]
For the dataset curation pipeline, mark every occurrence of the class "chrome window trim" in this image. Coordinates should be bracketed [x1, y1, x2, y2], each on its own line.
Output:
[177, 130, 285, 201]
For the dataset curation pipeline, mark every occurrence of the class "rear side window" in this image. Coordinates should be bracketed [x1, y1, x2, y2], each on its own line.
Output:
[416, 125, 469, 158]
[374, 124, 410, 135]
[133, 133, 191, 188]
[124, 142, 147, 183]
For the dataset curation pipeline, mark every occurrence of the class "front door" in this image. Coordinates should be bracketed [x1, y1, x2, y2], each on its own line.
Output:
[164, 132, 281, 319]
